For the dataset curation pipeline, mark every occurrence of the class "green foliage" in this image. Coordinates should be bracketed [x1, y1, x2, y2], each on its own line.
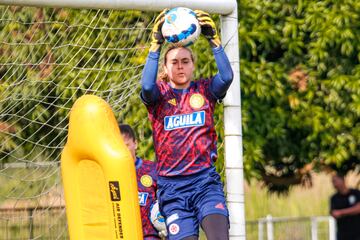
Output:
[239, 0, 360, 191]
[0, 2, 359, 192]
[0, 7, 153, 164]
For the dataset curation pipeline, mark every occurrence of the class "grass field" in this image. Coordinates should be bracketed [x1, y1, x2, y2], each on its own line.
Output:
[245, 171, 359, 220]
[245, 173, 333, 220]
[199, 172, 340, 239]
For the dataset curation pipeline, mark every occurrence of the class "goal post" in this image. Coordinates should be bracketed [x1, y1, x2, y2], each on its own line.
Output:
[0, 0, 245, 239]
[222, 7, 245, 240]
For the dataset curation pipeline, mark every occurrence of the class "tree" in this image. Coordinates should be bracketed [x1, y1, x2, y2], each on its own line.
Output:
[238, 0, 360, 192]
[1, 2, 359, 193]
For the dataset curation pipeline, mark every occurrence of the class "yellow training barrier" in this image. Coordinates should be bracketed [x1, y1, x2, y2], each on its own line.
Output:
[61, 95, 142, 240]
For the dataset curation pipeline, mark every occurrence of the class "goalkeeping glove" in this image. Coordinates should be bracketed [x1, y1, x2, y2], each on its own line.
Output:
[150, 8, 169, 52]
[194, 10, 221, 48]
[150, 200, 168, 238]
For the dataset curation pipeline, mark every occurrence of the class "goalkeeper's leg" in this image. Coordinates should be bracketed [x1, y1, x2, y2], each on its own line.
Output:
[182, 237, 198, 240]
[201, 214, 229, 240]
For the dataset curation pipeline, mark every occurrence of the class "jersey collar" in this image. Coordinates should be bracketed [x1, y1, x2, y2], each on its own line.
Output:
[168, 81, 195, 93]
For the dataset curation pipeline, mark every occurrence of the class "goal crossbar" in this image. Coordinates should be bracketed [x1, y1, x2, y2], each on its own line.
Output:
[0, 0, 236, 15]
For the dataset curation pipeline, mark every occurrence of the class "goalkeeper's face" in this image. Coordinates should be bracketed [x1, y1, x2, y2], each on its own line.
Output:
[164, 47, 195, 89]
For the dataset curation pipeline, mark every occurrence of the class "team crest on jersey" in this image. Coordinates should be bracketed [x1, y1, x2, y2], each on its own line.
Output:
[138, 192, 149, 206]
[169, 223, 180, 235]
[168, 98, 177, 106]
[164, 111, 205, 131]
[140, 175, 153, 187]
[189, 93, 205, 109]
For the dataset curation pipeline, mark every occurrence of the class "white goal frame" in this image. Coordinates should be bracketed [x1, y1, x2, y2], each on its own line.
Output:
[0, 0, 245, 239]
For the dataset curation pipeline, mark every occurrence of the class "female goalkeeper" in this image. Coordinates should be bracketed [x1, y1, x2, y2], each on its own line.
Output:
[140, 9, 233, 240]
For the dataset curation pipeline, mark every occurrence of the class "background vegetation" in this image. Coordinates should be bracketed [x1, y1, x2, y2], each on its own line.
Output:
[1, 1, 359, 239]
[238, 0, 360, 192]
[0, 1, 359, 195]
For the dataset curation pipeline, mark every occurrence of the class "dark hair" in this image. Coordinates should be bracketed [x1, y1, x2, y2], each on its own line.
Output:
[334, 172, 345, 180]
[158, 45, 195, 82]
[119, 124, 136, 141]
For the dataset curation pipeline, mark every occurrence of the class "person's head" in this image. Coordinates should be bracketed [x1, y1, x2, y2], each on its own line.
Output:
[119, 124, 137, 161]
[331, 173, 348, 194]
[159, 45, 195, 89]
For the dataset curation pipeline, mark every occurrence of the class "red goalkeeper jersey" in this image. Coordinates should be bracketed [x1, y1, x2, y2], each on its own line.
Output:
[146, 78, 218, 177]
[136, 157, 159, 239]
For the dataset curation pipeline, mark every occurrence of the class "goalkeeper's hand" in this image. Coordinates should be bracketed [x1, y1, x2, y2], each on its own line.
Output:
[194, 10, 221, 48]
[150, 8, 169, 52]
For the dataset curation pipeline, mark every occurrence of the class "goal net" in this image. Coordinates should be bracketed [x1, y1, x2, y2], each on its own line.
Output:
[0, 5, 226, 239]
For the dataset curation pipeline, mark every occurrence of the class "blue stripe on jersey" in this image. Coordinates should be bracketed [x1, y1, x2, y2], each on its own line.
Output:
[164, 111, 205, 131]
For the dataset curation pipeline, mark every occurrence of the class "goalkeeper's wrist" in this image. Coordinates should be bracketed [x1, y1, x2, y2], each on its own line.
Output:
[149, 43, 162, 53]
[209, 38, 221, 48]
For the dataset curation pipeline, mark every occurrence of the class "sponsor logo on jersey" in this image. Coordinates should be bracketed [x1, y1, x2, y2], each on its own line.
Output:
[140, 175, 153, 187]
[189, 93, 205, 109]
[138, 192, 149, 206]
[164, 111, 205, 131]
[215, 202, 225, 210]
[168, 98, 177, 106]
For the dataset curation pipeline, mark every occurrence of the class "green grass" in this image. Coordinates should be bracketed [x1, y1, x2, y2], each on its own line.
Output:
[245, 173, 334, 220]
[199, 173, 336, 239]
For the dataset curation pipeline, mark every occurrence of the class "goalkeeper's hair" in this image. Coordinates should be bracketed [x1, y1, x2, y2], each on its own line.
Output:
[119, 124, 136, 141]
[158, 45, 195, 82]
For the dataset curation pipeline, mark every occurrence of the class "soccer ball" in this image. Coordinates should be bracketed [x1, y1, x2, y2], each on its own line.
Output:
[161, 7, 201, 46]
[150, 200, 167, 233]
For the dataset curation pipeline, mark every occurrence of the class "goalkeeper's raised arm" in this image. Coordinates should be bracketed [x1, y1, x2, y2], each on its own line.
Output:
[140, 10, 233, 105]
